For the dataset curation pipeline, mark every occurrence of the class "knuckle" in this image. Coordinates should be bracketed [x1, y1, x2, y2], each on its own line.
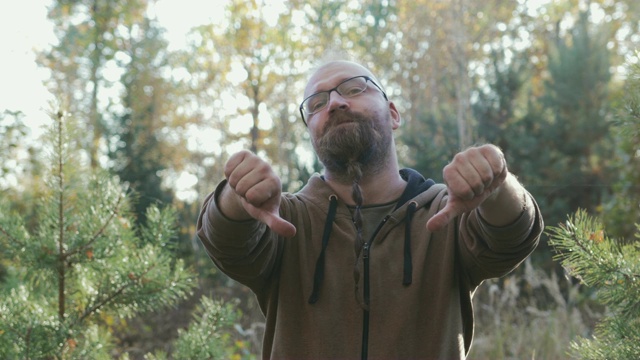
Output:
[256, 161, 272, 175]
[244, 188, 263, 205]
[480, 171, 494, 186]
[442, 165, 456, 178]
[236, 149, 253, 158]
[452, 152, 467, 163]
[226, 171, 239, 189]
[233, 181, 248, 197]
[223, 161, 235, 178]
[460, 189, 475, 201]
[481, 143, 500, 153]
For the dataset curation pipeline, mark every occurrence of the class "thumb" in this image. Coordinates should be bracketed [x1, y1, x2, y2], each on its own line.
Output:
[243, 201, 297, 238]
[259, 211, 297, 238]
[427, 185, 498, 232]
[426, 202, 459, 232]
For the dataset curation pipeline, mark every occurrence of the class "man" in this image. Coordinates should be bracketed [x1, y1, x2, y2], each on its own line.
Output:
[197, 60, 543, 359]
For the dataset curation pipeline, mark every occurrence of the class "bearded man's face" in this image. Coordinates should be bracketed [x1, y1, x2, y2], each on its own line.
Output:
[312, 108, 393, 184]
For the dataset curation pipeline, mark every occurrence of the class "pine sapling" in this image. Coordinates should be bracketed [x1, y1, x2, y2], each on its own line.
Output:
[0, 110, 197, 359]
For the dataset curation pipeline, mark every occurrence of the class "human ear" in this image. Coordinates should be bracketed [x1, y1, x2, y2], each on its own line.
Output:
[388, 101, 401, 129]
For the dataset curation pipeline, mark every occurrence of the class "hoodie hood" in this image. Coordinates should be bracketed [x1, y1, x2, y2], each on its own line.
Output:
[396, 168, 437, 209]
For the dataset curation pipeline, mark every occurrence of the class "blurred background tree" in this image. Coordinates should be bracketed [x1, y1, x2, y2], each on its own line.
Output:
[539, 53, 639, 359]
[2, 0, 640, 357]
[604, 53, 640, 240]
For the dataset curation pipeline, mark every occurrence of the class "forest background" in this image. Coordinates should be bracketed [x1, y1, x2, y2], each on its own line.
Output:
[1, 0, 640, 358]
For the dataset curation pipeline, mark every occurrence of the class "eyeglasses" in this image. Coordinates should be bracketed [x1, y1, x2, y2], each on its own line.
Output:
[299, 75, 388, 126]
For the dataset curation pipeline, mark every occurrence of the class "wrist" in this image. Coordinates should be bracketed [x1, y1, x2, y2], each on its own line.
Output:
[217, 181, 253, 221]
[478, 173, 526, 226]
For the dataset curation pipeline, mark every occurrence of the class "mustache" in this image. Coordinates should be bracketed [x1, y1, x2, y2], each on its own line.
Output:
[323, 109, 369, 131]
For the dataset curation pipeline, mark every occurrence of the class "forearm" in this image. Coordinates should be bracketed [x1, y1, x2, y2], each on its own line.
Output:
[196, 184, 278, 290]
[478, 173, 531, 227]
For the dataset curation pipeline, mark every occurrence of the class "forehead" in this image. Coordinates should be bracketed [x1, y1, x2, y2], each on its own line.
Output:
[304, 61, 378, 97]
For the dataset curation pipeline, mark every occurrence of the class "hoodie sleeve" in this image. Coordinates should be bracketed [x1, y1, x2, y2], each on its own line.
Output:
[196, 179, 283, 291]
[457, 191, 543, 287]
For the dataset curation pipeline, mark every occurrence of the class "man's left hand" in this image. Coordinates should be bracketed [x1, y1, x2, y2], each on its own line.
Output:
[427, 144, 508, 232]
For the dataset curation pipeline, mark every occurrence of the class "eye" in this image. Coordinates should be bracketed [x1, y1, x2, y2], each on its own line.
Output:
[342, 85, 366, 96]
[307, 94, 328, 113]
[339, 78, 368, 97]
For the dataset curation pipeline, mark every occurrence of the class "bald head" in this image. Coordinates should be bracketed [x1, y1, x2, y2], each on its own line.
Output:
[304, 60, 383, 99]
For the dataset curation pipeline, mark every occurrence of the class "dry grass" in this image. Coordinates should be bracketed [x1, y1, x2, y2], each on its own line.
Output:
[468, 259, 601, 360]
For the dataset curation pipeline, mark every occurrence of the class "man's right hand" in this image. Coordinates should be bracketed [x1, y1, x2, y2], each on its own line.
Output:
[221, 150, 296, 238]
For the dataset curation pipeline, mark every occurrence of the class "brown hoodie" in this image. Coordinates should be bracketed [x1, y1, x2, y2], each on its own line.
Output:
[197, 169, 543, 359]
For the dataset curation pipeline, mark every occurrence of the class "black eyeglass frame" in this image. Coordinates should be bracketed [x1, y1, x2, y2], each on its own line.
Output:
[298, 75, 388, 126]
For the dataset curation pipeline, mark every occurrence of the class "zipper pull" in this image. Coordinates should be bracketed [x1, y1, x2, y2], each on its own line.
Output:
[363, 242, 370, 259]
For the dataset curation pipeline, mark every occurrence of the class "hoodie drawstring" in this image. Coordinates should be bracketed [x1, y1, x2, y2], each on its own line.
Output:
[403, 201, 418, 286]
[308, 195, 338, 304]
[310, 195, 422, 301]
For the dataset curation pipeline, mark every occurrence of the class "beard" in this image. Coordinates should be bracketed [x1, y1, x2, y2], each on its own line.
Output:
[312, 109, 393, 184]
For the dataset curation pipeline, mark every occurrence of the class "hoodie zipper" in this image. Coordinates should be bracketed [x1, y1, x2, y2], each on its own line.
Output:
[361, 241, 370, 360]
[361, 215, 390, 360]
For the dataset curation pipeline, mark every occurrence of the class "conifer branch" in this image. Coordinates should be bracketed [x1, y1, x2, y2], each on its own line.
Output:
[63, 193, 124, 260]
[76, 279, 136, 325]
[2, 321, 28, 345]
[0, 224, 25, 248]
[75, 263, 158, 325]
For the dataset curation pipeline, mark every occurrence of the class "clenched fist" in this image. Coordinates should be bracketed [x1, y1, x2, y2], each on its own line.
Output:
[221, 150, 296, 238]
[427, 144, 509, 232]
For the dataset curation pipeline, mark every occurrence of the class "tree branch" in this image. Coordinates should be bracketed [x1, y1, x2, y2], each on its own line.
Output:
[76, 280, 135, 325]
[0, 224, 25, 248]
[57, 111, 66, 322]
[63, 193, 124, 260]
[75, 263, 158, 325]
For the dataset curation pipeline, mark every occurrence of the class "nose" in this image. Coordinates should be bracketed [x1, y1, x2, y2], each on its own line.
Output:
[327, 89, 349, 113]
